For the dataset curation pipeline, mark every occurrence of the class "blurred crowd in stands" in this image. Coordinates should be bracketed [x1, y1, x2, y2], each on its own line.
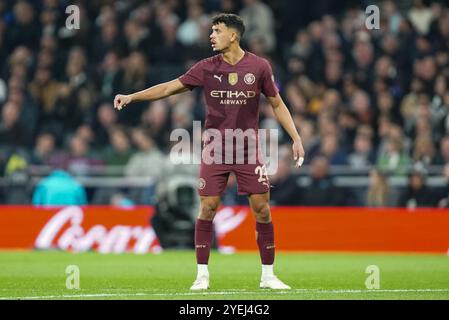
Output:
[1, 0, 449, 208]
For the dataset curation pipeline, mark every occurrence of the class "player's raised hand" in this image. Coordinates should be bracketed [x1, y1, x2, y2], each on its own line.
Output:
[114, 94, 132, 110]
[292, 139, 305, 168]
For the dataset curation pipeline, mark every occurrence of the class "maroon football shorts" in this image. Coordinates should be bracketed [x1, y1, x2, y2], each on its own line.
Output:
[197, 162, 270, 196]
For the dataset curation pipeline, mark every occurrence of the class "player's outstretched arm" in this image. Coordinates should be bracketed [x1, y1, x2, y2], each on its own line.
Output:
[114, 79, 189, 110]
[267, 94, 305, 167]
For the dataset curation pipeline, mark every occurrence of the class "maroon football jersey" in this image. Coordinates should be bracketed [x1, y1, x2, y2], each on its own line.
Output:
[179, 51, 278, 131]
[178, 51, 278, 164]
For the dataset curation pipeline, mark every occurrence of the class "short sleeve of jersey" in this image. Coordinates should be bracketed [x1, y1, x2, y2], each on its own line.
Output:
[261, 59, 279, 97]
[178, 60, 204, 90]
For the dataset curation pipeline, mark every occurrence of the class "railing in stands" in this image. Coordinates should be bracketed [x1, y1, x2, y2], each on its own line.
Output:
[0, 165, 446, 188]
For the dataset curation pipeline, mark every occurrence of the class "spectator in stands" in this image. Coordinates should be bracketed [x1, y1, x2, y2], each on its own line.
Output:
[92, 19, 122, 65]
[412, 135, 436, 167]
[318, 134, 347, 165]
[95, 51, 123, 101]
[141, 101, 170, 150]
[101, 126, 134, 172]
[0, 100, 29, 147]
[47, 134, 102, 177]
[350, 89, 372, 125]
[376, 90, 401, 124]
[149, 4, 184, 64]
[67, 134, 101, 175]
[435, 91, 449, 140]
[119, 51, 150, 124]
[37, 36, 58, 66]
[398, 169, 435, 208]
[377, 138, 411, 175]
[39, 7, 59, 39]
[4, 1, 40, 53]
[382, 0, 403, 34]
[125, 47, 150, 86]
[3, 149, 31, 204]
[54, 47, 95, 133]
[76, 124, 96, 147]
[337, 110, 358, 152]
[171, 104, 194, 132]
[366, 168, 393, 207]
[284, 82, 307, 115]
[177, 3, 209, 47]
[30, 132, 56, 166]
[124, 127, 166, 179]
[400, 78, 424, 124]
[94, 101, 118, 148]
[348, 133, 375, 169]
[289, 30, 313, 61]
[299, 156, 344, 206]
[124, 18, 151, 55]
[269, 155, 301, 206]
[408, 0, 434, 35]
[437, 163, 449, 208]
[32, 169, 87, 206]
[239, 0, 275, 52]
[9, 78, 39, 142]
[297, 119, 319, 155]
[435, 135, 449, 165]
[378, 124, 412, 159]
[430, 74, 448, 134]
[411, 102, 433, 142]
[29, 67, 60, 126]
[351, 37, 375, 91]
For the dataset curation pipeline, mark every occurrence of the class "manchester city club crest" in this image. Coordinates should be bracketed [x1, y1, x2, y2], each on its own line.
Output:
[228, 72, 238, 85]
[244, 73, 255, 85]
[198, 178, 206, 190]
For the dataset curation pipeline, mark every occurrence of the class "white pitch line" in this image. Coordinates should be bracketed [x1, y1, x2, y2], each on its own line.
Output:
[1, 288, 449, 300]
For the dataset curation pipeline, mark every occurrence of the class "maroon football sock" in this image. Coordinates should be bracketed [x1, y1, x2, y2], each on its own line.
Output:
[195, 219, 213, 265]
[256, 222, 275, 265]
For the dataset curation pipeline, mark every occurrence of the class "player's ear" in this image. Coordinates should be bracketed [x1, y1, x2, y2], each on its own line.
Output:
[230, 31, 238, 42]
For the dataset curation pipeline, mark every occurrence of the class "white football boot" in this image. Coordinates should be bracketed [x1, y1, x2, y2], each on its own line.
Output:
[260, 275, 291, 290]
[190, 275, 210, 290]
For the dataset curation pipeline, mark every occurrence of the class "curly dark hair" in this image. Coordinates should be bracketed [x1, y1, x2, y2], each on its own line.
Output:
[211, 13, 245, 39]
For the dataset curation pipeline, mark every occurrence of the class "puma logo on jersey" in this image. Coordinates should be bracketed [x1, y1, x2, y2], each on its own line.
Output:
[214, 74, 223, 82]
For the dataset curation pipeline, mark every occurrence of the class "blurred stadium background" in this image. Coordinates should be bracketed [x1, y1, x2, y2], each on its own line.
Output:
[2, 0, 449, 208]
[1, 0, 449, 299]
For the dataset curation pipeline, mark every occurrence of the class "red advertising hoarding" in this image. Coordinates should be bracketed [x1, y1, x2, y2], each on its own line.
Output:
[1, 206, 449, 253]
[0, 206, 161, 254]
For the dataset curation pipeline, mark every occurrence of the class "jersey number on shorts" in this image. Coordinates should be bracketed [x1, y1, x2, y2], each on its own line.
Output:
[255, 165, 269, 187]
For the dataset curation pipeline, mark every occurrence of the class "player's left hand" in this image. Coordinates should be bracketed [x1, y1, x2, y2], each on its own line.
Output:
[292, 139, 305, 168]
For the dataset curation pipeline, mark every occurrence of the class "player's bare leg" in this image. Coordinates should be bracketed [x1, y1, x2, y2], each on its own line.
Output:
[190, 195, 221, 290]
[248, 192, 291, 290]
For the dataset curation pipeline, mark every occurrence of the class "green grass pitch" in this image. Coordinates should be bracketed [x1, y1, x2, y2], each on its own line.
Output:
[0, 251, 449, 300]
